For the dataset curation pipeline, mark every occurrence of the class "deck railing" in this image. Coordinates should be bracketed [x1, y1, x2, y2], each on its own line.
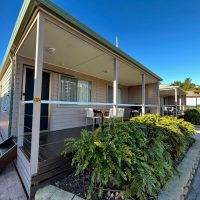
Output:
[17, 100, 159, 170]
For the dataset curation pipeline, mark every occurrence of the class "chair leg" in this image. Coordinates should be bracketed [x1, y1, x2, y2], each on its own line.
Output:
[92, 118, 95, 131]
[100, 117, 102, 127]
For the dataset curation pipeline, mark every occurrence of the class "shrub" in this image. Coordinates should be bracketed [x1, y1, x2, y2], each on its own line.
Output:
[130, 114, 195, 160]
[183, 108, 200, 125]
[63, 115, 195, 200]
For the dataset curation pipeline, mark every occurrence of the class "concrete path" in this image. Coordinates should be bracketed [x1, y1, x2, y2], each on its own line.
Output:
[186, 128, 200, 200]
[186, 162, 200, 200]
[0, 163, 27, 200]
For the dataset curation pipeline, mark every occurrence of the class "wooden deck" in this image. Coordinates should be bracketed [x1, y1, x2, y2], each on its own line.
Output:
[21, 126, 86, 162]
[20, 126, 93, 198]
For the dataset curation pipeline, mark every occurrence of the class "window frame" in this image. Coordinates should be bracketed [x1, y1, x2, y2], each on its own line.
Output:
[107, 84, 123, 104]
[59, 74, 92, 105]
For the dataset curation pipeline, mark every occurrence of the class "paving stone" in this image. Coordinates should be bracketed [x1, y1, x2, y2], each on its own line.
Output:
[186, 139, 200, 200]
[35, 185, 59, 200]
[50, 189, 75, 200]
[159, 136, 200, 200]
[35, 185, 85, 200]
[74, 195, 85, 200]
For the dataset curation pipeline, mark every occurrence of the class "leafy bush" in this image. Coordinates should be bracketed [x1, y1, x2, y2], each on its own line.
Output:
[131, 114, 195, 160]
[63, 115, 195, 200]
[183, 108, 200, 125]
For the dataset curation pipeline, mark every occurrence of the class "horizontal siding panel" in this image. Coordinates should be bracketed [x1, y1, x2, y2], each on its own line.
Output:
[0, 64, 12, 139]
[13, 57, 159, 133]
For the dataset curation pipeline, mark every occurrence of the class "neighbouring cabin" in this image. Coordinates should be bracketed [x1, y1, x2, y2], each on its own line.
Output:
[0, 0, 162, 198]
[159, 84, 187, 117]
[186, 90, 200, 108]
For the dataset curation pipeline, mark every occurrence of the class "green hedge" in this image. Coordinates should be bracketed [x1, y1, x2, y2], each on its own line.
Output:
[183, 108, 200, 125]
[63, 114, 195, 200]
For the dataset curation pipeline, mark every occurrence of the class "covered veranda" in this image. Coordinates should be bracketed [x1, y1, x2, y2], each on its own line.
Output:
[159, 85, 187, 117]
[11, 7, 161, 196]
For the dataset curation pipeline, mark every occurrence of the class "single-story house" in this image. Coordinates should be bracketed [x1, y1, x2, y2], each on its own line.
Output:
[159, 84, 186, 117]
[0, 0, 162, 197]
[186, 91, 200, 108]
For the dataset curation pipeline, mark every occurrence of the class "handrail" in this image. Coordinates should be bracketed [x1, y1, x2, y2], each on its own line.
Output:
[118, 104, 158, 107]
[21, 100, 113, 106]
[21, 100, 33, 104]
[161, 105, 183, 107]
[21, 100, 158, 107]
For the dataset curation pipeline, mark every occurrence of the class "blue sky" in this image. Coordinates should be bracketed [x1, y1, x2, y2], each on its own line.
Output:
[1, 0, 200, 85]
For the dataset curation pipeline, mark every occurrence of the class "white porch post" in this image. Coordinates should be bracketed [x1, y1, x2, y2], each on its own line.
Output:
[183, 95, 185, 111]
[175, 88, 178, 117]
[179, 95, 182, 111]
[196, 97, 198, 108]
[113, 58, 118, 117]
[157, 82, 160, 115]
[30, 12, 44, 175]
[141, 74, 145, 115]
[17, 102, 25, 147]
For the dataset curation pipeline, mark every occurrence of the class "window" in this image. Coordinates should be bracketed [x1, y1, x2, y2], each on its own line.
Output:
[77, 80, 91, 102]
[107, 86, 123, 103]
[60, 75, 91, 102]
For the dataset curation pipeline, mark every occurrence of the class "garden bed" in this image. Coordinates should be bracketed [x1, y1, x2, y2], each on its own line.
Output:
[54, 138, 195, 200]
[54, 115, 196, 200]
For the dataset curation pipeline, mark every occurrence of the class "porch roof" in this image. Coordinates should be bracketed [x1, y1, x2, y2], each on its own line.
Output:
[159, 84, 187, 96]
[0, 0, 162, 82]
[186, 91, 200, 97]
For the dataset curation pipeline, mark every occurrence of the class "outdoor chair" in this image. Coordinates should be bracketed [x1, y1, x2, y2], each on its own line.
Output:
[129, 106, 142, 118]
[104, 108, 125, 127]
[168, 107, 175, 116]
[117, 108, 125, 121]
[85, 108, 101, 130]
[103, 108, 114, 121]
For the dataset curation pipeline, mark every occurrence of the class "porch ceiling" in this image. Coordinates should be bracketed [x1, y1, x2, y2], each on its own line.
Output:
[18, 20, 158, 86]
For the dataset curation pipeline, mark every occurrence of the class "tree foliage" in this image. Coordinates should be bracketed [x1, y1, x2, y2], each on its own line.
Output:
[171, 78, 200, 93]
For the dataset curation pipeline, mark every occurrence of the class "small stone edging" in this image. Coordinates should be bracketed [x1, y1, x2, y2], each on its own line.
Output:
[158, 137, 200, 200]
[35, 185, 84, 200]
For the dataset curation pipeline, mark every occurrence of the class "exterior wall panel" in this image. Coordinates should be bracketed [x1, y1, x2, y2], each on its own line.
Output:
[128, 82, 159, 114]
[11, 56, 23, 137]
[10, 57, 159, 133]
[0, 63, 12, 139]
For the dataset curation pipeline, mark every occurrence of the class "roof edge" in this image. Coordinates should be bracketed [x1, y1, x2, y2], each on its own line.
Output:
[0, 0, 37, 79]
[1, 0, 31, 68]
[1, 0, 162, 81]
[37, 0, 162, 81]
[159, 84, 187, 94]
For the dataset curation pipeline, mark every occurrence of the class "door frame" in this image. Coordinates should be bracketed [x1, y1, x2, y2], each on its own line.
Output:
[22, 64, 52, 132]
